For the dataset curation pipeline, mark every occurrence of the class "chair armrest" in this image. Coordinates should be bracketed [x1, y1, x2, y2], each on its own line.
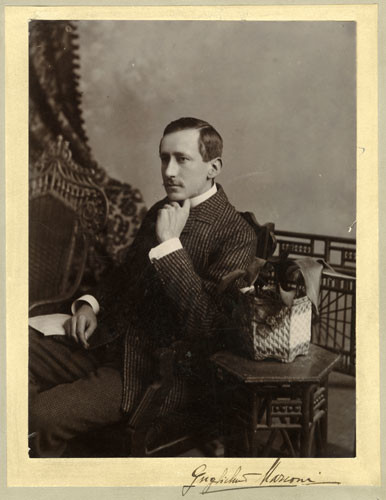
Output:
[29, 296, 75, 317]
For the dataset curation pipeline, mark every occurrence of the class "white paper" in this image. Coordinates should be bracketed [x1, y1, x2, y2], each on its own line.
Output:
[28, 313, 71, 336]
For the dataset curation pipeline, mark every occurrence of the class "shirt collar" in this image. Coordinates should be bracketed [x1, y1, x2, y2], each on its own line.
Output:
[189, 183, 217, 208]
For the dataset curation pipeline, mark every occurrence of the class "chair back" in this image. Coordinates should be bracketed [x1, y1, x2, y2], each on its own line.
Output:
[240, 212, 276, 259]
[29, 136, 108, 311]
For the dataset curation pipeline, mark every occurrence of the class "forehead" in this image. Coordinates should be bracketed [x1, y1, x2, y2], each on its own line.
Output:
[160, 128, 201, 155]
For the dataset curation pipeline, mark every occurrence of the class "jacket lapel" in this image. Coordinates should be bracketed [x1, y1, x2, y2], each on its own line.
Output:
[181, 184, 228, 235]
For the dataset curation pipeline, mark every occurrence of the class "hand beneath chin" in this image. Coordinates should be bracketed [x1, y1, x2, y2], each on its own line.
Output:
[156, 199, 191, 243]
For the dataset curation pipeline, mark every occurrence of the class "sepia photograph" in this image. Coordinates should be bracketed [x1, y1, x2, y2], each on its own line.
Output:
[27, 18, 357, 460]
[3, 3, 381, 495]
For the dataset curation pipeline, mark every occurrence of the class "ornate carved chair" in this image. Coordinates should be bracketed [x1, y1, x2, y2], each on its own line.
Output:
[29, 135, 146, 314]
[29, 136, 109, 316]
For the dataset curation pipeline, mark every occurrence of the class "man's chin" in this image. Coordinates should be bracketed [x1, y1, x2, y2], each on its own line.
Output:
[166, 191, 186, 202]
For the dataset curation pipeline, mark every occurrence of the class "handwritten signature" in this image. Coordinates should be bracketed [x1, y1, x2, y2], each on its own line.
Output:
[182, 458, 340, 495]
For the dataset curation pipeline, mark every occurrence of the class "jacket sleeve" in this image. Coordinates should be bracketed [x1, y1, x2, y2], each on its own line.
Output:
[151, 225, 257, 339]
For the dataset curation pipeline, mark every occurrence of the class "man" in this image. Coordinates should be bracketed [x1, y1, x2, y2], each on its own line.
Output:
[29, 117, 257, 457]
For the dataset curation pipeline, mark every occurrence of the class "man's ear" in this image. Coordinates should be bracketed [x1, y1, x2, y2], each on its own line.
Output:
[207, 158, 222, 179]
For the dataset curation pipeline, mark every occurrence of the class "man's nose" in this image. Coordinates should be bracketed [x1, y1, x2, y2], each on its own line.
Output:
[164, 158, 179, 177]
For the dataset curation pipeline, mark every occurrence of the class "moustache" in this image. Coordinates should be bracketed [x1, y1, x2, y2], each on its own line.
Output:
[162, 182, 183, 187]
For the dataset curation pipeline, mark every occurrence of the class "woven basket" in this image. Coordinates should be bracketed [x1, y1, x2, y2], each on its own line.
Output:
[236, 294, 312, 363]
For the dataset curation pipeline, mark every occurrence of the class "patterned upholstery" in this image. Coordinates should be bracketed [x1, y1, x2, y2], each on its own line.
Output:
[84, 179, 147, 287]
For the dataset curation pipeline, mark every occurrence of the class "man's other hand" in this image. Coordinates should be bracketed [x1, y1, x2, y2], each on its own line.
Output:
[156, 199, 191, 243]
[64, 303, 97, 349]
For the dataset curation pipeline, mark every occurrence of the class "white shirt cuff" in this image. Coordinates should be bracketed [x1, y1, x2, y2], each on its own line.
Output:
[71, 295, 100, 315]
[149, 238, 183, 261]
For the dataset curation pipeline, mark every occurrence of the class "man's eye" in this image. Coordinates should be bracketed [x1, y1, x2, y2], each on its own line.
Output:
[177, 157, 189, 163]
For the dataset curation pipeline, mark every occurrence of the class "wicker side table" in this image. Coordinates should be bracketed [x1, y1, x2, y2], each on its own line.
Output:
[211, 344, 341, 457]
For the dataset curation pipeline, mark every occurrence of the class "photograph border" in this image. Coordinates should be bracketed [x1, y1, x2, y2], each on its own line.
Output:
[2, 2, 384, 498]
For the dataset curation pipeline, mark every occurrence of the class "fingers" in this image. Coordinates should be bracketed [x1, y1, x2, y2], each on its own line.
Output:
[78, 329, 89, 350]
[71, 316, 79, 344]
[84, 320, 97, 343]
[156, 199, 190, 242]
[77, 315, 88, 349]
[66, 314, 97, 349]
[64, 318, 72, 337]
[77, 315, 86, 335]
[163, 201, 188, 210]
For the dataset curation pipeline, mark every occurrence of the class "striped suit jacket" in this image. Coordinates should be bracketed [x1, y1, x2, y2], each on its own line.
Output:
[89, 185, 257, 415]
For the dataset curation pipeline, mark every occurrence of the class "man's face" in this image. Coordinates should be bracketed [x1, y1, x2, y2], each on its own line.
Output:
[160, 129, 214, 202]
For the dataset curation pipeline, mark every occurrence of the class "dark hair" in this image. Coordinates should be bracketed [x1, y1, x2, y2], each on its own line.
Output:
[161, 117, 223, 161]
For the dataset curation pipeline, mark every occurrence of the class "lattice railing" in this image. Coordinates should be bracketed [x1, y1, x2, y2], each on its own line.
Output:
[312, 271, 356, 375]
[275, 230, 356, 276]
[274, 230, 356, 375]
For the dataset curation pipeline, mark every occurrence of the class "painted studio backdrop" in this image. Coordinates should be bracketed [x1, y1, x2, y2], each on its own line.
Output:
[78, 20, 356, 238]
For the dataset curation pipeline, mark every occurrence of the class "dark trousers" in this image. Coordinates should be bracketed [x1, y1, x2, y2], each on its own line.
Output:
[29, 328, 124, 457]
